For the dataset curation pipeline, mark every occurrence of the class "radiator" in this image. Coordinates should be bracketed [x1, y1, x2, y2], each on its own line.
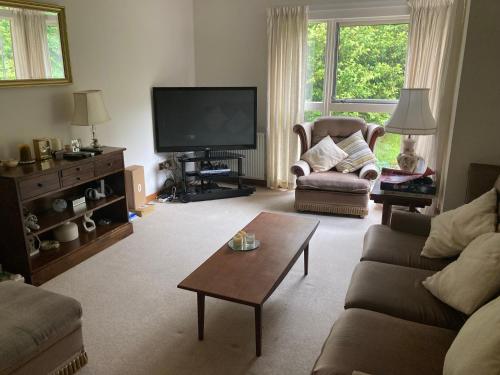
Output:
[228, 132, 266, 180]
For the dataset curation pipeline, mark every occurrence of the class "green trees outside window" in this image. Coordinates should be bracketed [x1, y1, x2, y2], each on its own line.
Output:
[305, 21, 409, 168]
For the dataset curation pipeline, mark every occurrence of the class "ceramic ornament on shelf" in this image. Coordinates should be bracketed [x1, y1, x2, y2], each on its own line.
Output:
[18, 144, 35, 165]
[54, 222, 79, 242]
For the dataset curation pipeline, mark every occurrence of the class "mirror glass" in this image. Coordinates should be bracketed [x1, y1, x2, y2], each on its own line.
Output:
[0, 1, 71, 87]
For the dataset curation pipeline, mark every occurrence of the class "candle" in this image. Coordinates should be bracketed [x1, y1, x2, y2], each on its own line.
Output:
[232, 234, 244, 249]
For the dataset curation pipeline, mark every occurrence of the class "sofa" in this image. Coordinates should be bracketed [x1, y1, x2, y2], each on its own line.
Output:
[0, 281, 87, 375]
[312, 171, 500, 375]
[291, 117, 385, 217]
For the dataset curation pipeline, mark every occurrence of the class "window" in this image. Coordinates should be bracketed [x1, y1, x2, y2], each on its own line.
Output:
[0, 17, 15, 80]
[0, 8, 65, 80]
[305, 17, 409, 168]
[46, 20, 64, 79]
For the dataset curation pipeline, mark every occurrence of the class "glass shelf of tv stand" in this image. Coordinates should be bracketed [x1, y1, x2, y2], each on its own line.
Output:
[177, 151, 245, 162]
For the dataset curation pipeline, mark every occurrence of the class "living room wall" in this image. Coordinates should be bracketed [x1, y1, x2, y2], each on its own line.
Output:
[442, 0, 500, 210]
[193, 0, 408, 133]
[0, 0, 195, 195]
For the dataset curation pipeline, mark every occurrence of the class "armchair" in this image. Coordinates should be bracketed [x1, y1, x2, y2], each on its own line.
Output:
[291, 116, 385, 217]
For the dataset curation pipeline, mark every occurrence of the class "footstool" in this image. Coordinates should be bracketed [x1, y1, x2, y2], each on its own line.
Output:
[0, 281, 87, 375]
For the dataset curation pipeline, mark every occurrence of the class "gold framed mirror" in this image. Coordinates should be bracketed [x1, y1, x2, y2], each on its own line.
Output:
[0, 0, 71, 88]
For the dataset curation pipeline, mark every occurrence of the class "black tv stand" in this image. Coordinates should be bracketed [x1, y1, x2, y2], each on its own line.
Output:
[177, 151, 256, 203]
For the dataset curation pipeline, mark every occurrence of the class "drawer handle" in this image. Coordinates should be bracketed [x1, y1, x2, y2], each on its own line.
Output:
[76, 177, 81, 181]
[37, 183, 43, 188]
[76, 167, 81, 171]
[107, 162, 113, 167]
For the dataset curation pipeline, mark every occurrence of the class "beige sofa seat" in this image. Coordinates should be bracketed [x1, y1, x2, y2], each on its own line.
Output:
[345, 261, 467, 330]
[0, 281, 87, 375]
[297, 171, 371, 193]
[312, 308, 457, 375]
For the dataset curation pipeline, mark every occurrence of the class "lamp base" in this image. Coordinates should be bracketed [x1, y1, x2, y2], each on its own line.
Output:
[397, 136, 419, 173]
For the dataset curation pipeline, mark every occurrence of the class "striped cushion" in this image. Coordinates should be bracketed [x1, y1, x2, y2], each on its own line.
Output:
[335, 130, 376, 173]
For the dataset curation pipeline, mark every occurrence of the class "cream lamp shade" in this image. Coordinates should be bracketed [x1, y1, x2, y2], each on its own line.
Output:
[385, 88, 436, 135]
[72, 90, 110, 126]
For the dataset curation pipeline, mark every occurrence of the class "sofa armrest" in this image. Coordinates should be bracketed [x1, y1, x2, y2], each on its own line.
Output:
[290, 159, 311, 177]
[390, 211, 432, 237]
[359, 163, 379, 180]
[366, 123, 385, 151]
[293, 122, 313, 155]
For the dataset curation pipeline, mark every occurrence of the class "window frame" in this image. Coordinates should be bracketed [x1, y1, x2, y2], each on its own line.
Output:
[305, 15, 410, 119]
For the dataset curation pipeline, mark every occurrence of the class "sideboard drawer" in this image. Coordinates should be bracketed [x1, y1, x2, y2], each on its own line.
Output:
[95, 153, 124, 176]
[61, 162, 94, 178]
[61, 169, 95, 188]
[19, 172, 60, 201]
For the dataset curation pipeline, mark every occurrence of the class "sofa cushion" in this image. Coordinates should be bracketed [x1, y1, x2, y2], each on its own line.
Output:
[345, 261, 467, 330]
[301, 135, 348, 172]
[312, 308, 457, 375]
[0, 281, 82, 373]
[362, 225, 455, 271]
[422, 188, 497, 258]
[444, 296, 500, 375]
[423, 232, 500, 315]
[297, 171, 370, 193]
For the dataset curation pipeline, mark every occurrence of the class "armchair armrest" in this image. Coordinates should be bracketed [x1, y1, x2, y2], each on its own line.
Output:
[359, 163, 379, 180]
[291, 159, 311, 177]
[293, 122, 313, 155]
[366, 123, 385, 151]
[390, 211, 432, 237]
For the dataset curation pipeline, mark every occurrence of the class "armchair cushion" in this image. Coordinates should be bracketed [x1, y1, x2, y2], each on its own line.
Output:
[290, 159, 311, 177]
[312, 117, 368, 146]
[297, 171, 371, 194]
[301, 136, 348, 172]
[359, 163, 379, 180]
[335, 131, 377, 173]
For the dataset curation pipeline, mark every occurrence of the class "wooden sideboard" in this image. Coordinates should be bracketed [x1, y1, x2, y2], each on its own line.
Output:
[0, 147, 133, 285]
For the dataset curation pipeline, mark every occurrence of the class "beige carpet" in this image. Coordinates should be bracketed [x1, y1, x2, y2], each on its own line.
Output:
[43, 188, 382, 375]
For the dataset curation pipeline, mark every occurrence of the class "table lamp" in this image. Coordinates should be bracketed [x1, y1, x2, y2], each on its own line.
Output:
[385, 88, 436, 173]
[71, 90, 111, 151]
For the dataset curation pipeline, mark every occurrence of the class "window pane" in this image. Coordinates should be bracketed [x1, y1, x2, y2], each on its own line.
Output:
[335, 23, 408, 101]
[0, 18, 16, 80]
[305, 110, 323, 122]
[305, 22, 327, 102]
[330, 111, 400, 168]
[47, 24, 64, 79]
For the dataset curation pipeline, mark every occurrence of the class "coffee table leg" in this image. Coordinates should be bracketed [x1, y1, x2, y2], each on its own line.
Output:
[197, 292, 205, 341]
[304, 244, 309, 276]
[255, 305, 262, 356]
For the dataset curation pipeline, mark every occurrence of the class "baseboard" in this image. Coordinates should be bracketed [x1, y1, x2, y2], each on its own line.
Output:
[146, 192, 157, 202]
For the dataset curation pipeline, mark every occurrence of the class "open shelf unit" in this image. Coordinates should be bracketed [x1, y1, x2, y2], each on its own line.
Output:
[0, 147, 133, 285]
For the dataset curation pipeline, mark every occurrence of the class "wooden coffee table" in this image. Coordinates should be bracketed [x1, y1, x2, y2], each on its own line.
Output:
[177, 212, 319, 356]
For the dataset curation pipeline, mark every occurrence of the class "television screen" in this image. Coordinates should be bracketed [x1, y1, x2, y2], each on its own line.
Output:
[153, 87, 257, 152]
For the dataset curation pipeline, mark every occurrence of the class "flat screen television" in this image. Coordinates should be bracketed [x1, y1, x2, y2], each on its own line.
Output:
[152, 87, 257, 152]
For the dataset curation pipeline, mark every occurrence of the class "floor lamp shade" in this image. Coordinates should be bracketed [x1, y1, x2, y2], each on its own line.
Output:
[385, 88, 436, 135]
[72, 90, 110, 126]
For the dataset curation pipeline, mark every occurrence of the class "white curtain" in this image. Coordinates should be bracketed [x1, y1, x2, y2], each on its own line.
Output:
[405, 0, 469, 212]
[266, 6, 308, 190]
[11, 9, 50, 79]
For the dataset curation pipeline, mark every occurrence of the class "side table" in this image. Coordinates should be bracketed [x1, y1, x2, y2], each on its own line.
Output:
[370, 180, 434, 225]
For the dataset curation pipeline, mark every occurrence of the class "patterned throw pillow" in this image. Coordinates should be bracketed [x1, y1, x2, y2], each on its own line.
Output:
[335, 130, 376, 173]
